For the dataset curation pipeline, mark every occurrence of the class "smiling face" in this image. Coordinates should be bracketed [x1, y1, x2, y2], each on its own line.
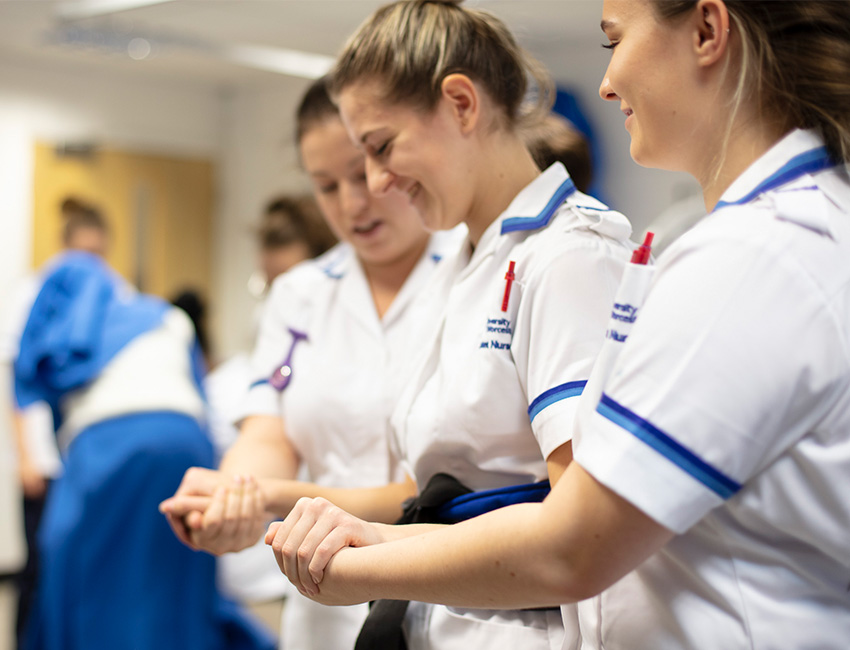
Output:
[299, 116, 429, 270]
[337, 80, 473, 234]
[599, 0, 703, 172]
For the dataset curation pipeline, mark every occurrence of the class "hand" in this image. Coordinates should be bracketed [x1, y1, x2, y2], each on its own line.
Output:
[185, 475, 269, 555]
[159, 466, 226, 548]
[18, 459, 47, 498]
[264, 496, 385, 597]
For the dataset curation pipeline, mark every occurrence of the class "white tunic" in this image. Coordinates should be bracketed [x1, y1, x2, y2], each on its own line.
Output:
[392, 164, 633, 650]
[243, 231, 463, 650]
[575, 129, 850, 649]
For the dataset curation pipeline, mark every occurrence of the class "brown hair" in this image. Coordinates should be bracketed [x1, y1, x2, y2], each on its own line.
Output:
[60, 197, 108, 246]
[258, 195, 337, 258]
[654, 0, 850, 163]
[295, 75, 340, 145]
[522, 114, 593, 193]
[331, 0, 553, 130]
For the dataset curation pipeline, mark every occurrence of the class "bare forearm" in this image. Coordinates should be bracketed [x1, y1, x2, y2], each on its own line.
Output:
[311, 463, 673, 609]
[262, 478, 417, 523]
[219, 415, 299, 479]
[317, 502, 577, 608]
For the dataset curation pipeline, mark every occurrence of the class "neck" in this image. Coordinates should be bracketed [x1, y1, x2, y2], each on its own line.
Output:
[361, 236, 429, 319]
[696, 115, 789, 212]
[464, 131, 541, 246]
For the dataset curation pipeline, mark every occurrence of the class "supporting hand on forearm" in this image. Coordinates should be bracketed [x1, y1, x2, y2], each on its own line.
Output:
[264, 496, 387, 596]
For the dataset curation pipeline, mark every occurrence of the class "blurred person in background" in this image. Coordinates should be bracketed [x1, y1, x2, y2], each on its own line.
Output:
[14, 245, 273, 649]
[3, 198, 107, 647]
[522, 112, 594, 194]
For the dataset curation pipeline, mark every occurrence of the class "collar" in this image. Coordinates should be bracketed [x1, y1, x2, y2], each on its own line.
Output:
[714, 129, 839, 234]
[317, 243, 352, 280]
[498, 163, 576, 236]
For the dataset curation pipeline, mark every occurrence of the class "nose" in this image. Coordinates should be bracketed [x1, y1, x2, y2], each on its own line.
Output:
[599, 75, 618, 102]
[340, 180, 369, 219]
[365, 156, 394, 197]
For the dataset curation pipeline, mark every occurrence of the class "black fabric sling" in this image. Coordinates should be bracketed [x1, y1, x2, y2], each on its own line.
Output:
[353, 473, 551, 650]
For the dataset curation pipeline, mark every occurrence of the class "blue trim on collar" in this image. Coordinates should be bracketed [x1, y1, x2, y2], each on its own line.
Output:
[501, 177, 577, 234]
[714, 146, 836, 212]
[321, 264, 345, 280]
[528, 380, 586, 423]
[597, 394, 742, 499]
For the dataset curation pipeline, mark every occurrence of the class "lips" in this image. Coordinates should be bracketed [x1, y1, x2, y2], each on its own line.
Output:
[352, 220, 381, 235]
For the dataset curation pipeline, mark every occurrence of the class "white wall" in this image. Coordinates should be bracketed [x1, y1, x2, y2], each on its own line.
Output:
[0, 53, 223, 308]
[213, 77, 314, 359]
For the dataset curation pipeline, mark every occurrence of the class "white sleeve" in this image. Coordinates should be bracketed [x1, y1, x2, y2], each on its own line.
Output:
[575, 231, 844, 533]
[515, 236, 627, 459]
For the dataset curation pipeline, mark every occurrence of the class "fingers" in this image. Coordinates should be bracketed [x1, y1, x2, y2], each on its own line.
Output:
[186, 476, 267, 555]
[159, 495, 213, 516]
[174, 466, 223, 498]
[266, 497, 371, 597]
[165, 511, 198, 549]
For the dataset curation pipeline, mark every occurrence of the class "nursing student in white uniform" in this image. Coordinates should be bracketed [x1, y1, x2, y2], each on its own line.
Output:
[160, 77, 463, 650]
[267, 1, 850, 649]
[265, 2, 634, 648]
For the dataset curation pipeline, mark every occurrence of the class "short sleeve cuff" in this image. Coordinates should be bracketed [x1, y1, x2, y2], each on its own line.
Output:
[236, 382, 280, 423]
[575, 403, 725, 534]
[530, 383, 584, 460]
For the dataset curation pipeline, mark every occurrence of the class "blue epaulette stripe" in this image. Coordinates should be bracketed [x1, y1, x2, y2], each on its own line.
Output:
[714, 146, 835, 211]
[501, 177, 577, 234]
[597, 394, 742, 499]
[249, 379, 270, 389]
[528, 380, 587, 423]
[431, 254, 442, 263]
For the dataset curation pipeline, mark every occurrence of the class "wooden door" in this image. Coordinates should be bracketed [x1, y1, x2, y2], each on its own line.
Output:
[31, 142, 214, 302]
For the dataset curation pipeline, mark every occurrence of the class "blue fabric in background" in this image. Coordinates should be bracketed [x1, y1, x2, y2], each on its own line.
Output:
[24, 412, 275, 650]
[14, 251, 276, 650]
[13, 251, 168, 425]
[553, 86, 608, 204]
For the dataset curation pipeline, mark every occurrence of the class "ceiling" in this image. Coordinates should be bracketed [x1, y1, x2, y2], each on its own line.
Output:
[0, 0, 606, 87]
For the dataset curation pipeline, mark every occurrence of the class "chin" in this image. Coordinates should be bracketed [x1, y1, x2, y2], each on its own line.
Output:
[629, 142, 656, 170]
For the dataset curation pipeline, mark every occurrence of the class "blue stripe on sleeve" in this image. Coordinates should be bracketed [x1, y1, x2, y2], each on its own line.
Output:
[596, 393, 742, 499]
[528, 380, 586, 423]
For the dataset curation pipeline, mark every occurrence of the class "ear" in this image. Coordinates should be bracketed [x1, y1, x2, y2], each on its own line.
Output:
[440, 73, 480, 134]
[693, 0, 731, 67]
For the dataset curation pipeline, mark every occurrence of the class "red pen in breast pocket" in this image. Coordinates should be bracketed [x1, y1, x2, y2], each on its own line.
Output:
[501, 260, 516, 312]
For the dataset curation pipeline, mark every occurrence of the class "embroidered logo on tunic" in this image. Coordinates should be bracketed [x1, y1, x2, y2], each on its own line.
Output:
[479, 317, 513, 350]
[606, 302, 639, 342]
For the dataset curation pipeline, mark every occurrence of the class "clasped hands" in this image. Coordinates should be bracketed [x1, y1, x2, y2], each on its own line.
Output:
[159, 468, 379, 604]
[158, 467, 270, 556]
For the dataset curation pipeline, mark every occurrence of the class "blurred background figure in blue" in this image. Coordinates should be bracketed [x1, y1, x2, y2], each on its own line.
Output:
[13, 249, 274, 650]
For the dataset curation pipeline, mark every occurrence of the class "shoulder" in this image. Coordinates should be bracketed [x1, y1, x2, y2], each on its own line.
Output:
[267, 243, 353, 299]
[257, 243, 356, 329]
[513, 194, 633, 276]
